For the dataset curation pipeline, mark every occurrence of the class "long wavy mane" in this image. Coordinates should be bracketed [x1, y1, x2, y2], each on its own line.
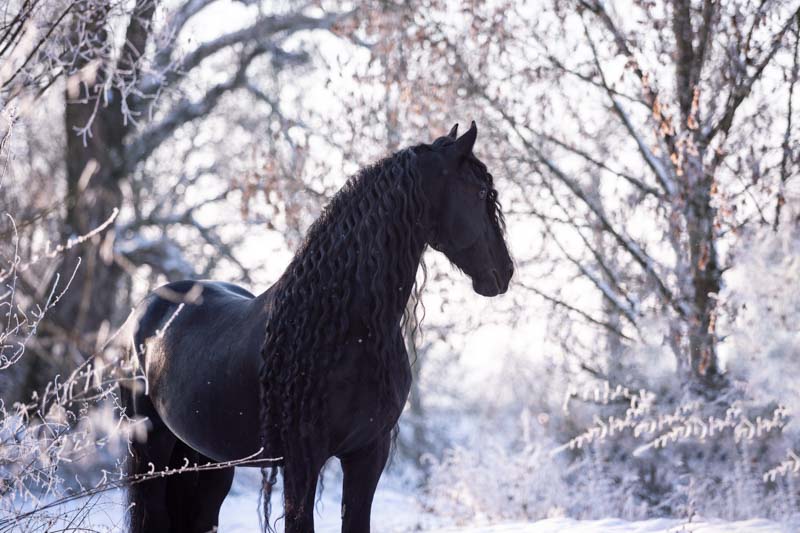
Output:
[257, 148, 429, 529]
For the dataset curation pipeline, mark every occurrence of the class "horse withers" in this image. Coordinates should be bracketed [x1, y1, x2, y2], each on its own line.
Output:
[123, 122, 513, 532]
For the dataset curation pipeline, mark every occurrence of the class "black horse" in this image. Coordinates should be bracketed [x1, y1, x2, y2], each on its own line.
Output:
[123, 122, 513, 532]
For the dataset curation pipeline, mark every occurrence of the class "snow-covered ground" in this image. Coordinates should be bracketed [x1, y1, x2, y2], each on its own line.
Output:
[423, 519, 789, 533]
[220, 470, 793, 532]
[2, 468, 793, 532]
[219, 469, 792, 532]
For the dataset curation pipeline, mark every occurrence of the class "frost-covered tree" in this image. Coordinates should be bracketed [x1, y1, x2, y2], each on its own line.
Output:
[362, 0, 800, 390]
[327, 0, 800, 519]
[1, 0, 357, 399]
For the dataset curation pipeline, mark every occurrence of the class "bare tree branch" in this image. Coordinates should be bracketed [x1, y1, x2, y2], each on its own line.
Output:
[541, 53, 649, 110]
[539, 131, 662, 199]
[671, 0, 695, 119]
[691, 0, 719, 92]
[138, 9, 353, 96]
[543, 222, 640, 328]
[477, 91, 684, 318]
[582, 20, 677, 196]
[774, 18, 800, 228]
[123, 44, 267, 174]
[518, 280, 634, 342]
[705, 7, 800, 143]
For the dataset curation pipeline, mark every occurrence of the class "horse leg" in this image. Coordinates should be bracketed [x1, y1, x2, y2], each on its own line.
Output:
[165, 441, 235, 533]
[283, 454, 326, 533]
[125, 391, 178, 533]
[339, 434, 390, 533]
[185, 461, 234, 532]
[164, 441, 198, 533]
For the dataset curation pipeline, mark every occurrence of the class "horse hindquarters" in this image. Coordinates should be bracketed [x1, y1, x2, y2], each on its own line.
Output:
[123, 382, 178, 532]
[123, 382, 234, 533]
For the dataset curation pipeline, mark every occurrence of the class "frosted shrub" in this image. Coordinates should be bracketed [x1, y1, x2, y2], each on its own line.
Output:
[422, 378, 799, 524]
[721, 226, 800, 420]
[421, 223, 800, 525]
[557, 381, 796, 521]
[422, 410, 567, 524]
[0, 207, 134, 529]
[0, 392, 130, 529]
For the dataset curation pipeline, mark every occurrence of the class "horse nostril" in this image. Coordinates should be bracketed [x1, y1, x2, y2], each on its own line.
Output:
[507, 262, 514, 278]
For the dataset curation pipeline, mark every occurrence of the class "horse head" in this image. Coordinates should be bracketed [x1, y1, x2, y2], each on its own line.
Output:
[417, 121, 513, 296]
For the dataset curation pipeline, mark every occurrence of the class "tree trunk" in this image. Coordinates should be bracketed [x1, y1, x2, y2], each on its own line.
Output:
[683, 153, 721, 386]
[670, 0, 723, 389]
[24, 2, 155, 396]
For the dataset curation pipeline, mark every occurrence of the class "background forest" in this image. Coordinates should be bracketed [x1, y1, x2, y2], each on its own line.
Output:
[2, 0, 800, 530]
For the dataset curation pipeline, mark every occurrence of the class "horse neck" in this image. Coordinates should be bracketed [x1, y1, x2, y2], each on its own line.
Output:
[269, 154, 428, 344]
[304, 181, 426, 333]
[355, 221, 426, 325]
[344, 196, 426, 331]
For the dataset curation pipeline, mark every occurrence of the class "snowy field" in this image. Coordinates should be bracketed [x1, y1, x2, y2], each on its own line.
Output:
[3, 469, 794, 533]
[219, 469, 794, 532]
[422, 520, 791, 533]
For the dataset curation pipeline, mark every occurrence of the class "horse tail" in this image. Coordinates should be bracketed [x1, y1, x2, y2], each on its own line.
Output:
[260, 465, 279, 533]
[120, 373, 154, 533]
[121, 329, 166, 533]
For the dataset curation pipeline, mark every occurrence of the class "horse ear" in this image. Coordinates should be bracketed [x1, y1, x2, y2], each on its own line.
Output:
[451, 121, 477, 158]
[447, 123, 459, 138]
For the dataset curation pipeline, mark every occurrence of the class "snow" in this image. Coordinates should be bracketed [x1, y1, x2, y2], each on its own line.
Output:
[5, 469, 793, 532]
[218, 469, 793, 532]
[425, 518, 787, 533]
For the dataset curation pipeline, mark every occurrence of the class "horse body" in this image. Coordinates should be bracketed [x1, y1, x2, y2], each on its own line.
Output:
[123, 122, 512, 533]
[133, 277, 413, 464]
[133, 280, 266, 462]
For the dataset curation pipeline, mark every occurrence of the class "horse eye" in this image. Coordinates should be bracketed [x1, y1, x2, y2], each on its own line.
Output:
[478, 188, 488, 200]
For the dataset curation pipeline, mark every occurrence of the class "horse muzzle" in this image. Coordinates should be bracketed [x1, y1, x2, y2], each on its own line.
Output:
[472, 266, 511, 297]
